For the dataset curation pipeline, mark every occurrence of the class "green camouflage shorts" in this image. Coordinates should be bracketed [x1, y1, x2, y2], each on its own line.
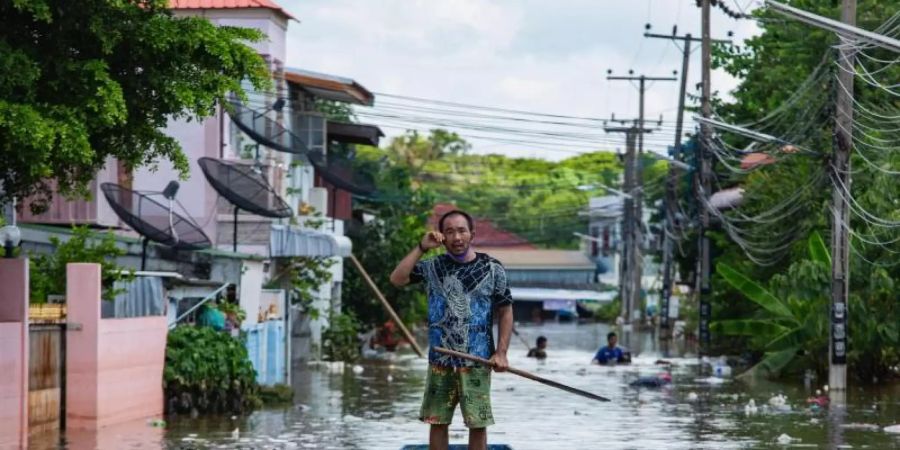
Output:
[419, 364, 494, 429]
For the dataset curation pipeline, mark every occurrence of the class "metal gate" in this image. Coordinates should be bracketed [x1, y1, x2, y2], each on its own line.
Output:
[28, 320, 66, 437]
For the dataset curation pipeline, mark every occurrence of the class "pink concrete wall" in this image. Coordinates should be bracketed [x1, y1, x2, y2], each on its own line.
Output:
[0, 259, 29, 450]
[65, 264, 167, 431]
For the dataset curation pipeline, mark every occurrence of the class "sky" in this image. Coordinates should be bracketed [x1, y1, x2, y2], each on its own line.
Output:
[282, 0, 762, 161]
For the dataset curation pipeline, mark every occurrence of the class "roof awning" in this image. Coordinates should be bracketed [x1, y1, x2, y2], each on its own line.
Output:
[284, 68, 374, 106]
[327, 121, 384, 146]
[509, 287, 616, 303]
[269, 224, 352, 258]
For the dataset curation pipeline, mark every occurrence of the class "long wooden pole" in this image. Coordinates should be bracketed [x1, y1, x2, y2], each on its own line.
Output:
[349, 254, 424, 358]
[434, 347, 610, 402]
[512, 327, 531, 349]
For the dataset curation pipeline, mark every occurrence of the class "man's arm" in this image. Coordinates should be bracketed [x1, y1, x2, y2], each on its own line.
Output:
[389, 231, 444, 287]
[489, 305, 513, 371]
[389, 246, 425, 287]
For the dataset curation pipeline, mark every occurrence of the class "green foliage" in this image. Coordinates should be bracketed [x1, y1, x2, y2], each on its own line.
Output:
[707, 0, 900, 382]
[273, 256, 334, 320]
[163, 325, 261, 414]
[594, 297, 621, 323]
[380, 130, 624, 248]
[322, 312, 361, 362]
[29, 226, 132, 303]
[0, 0, 270, 212]
[257, 384, 294, 406]
[713, 232, 831, 378]
[216, 301, 246, 326]
[344, 148, 433, 326]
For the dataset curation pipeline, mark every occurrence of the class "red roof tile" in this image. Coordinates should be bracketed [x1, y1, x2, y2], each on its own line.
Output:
[169, 0, 295, 20]
[429, 203, 536, 249]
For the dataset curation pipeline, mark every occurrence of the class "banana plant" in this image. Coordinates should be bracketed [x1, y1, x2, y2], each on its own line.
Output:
[713, 231, 831, 378]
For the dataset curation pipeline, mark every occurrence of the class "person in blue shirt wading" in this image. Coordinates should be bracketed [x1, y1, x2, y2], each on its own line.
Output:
[390, 209, 513, 450]
[592, 332, 628, 364]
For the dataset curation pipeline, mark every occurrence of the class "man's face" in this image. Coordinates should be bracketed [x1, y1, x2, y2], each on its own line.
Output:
[537, 340, 547, 350]
[441, 214, 473, 256]
[608, 335, 618, 347]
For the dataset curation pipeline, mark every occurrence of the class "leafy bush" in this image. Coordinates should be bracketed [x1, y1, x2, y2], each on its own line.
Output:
[163, 325, 261, 414]
[594, 297, 621, 323]
[322, 312, 361, 362]
[29, 225, 132, 303]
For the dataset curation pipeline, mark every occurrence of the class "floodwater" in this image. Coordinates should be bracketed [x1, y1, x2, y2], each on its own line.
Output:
[34, 323, 900, 450]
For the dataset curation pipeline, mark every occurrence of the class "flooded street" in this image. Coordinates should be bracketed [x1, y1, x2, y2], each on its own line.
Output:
[35, 323, 900, 449]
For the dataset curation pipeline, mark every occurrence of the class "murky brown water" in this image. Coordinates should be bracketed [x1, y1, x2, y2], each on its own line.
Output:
[33, 323, 900, 449]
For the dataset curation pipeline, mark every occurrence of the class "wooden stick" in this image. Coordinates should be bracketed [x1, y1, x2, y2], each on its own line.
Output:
[349, 254, 424, 358]
[433, 347, 610, 402]
[512, 327, 532, 349]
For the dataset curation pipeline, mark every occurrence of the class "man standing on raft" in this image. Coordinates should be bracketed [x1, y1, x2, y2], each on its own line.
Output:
[390, 209, 513, 450]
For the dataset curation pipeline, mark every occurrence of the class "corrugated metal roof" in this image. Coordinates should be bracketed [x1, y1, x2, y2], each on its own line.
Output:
[169, 0, 295, 20]
[284, 68, 375, 106]
[480, 248, 595, 270]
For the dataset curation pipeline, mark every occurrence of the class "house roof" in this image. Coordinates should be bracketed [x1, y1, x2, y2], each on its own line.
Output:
[428, 203, 535, 249]
[284, 68, 375, 106]
[169, 0, 295, 20]
[740, 152, 776, 170]
[479, 248, 595, 270]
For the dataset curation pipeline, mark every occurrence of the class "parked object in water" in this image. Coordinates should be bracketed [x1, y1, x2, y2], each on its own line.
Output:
[629, 372, 672, 388]
[883, 424, 900, 434]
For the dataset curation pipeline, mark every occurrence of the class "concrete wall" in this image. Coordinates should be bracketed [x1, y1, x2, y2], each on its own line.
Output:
[66, 264, 167, 430]
[0, 259, 29, 449]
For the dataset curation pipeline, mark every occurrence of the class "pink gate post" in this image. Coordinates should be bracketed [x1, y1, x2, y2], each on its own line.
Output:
[0, 258, 30, 449]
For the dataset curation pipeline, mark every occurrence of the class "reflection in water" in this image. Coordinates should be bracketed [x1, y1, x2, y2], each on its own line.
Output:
[32, 323, 900, 449]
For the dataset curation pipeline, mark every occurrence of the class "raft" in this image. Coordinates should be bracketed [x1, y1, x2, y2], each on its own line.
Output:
[401, 445, 512, 450]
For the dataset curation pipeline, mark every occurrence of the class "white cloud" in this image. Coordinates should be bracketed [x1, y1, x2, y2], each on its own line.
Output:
[282, 0, 761, 160]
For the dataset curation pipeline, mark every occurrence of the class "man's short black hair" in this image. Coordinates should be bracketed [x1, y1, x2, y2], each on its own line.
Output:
[607, 332, 617, 340]
[438, 209, 474, 233]
[536, 336, 547, 345]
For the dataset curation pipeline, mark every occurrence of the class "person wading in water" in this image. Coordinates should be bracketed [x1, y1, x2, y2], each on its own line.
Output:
[390, 209, 513, 450]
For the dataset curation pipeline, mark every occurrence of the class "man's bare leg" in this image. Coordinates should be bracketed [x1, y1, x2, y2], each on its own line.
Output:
[429, 424, 449, 450]
[468, 427, 487, 450]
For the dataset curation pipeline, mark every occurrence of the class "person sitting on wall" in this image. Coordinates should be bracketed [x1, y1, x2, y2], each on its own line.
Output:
[527, 336, 548, 359]
[591, 332, 630, 365]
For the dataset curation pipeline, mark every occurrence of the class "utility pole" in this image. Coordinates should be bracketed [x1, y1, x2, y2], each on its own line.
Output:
[829, 0, 856, 393]
[645, 29, 730, 335]
[764, 0, 896, 393]
[697, 0, 714, 358]
[607, 73, 677, 326]
[606, 125, 634, 324]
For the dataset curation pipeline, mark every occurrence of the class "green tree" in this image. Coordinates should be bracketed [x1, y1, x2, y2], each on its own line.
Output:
[0, 0, 269, 212]
[29, 226, 133, 303]
[707, 0, 900, 380]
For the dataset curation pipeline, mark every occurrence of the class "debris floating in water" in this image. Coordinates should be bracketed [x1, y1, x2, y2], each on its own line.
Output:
[744, 399, 758, 416]
[775, 433, 801, 445]
[687, 392, 699, 402]
[884, 424, 900, 434]
[231, 428, 239, 440]
[352, 365, 364, 375]
[841, 423, 880, 431]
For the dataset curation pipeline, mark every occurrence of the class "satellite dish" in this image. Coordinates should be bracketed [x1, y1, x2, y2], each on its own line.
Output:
[306, 151, 376, 196]
[227, 96, 309, 154]
[101, 183, 211, 270]
[198, 157, 293, 252]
